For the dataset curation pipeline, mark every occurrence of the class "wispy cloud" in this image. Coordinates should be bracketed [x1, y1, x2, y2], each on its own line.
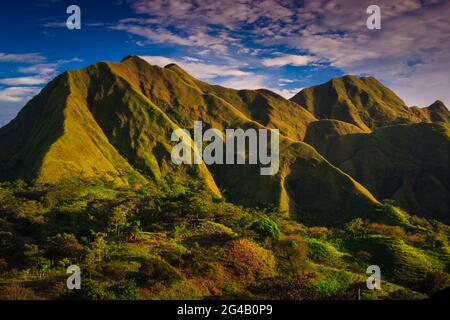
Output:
[118, 0, 450, 107]
[0, 53, 46, 63]
[0, 77, 49, 85]
[0, 86, 41, 102]
[262, 55, 315, 67]
[264, 0, 450, 106]
[139, 56, 252, 79]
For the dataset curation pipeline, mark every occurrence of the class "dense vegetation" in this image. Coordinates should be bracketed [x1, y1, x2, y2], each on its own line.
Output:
[1, 177, 448, 300]
[0, 56, 449, 300]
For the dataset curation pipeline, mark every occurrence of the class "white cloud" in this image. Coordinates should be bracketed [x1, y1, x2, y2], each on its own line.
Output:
[0, 87, 41, 102]
[279, 78, 296, 83]
[0, 53, 45, 63]
[17, 64, 57, 75]
[139, 56, 251, 79]
[262, 55, 314, 67]
[0, 77, 49, 85]
[217, 75, 267, 90]
[267, 0, 450, 107]
[182, 56, 201, 62]
[270, 87, 304, 99]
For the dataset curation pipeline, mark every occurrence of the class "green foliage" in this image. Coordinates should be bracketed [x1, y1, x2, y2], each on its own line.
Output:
[305, 238, 345, 266]
[0, 178, 447, 300]
[313, 269, 352, 297]
[64, 279, 140, 300]
[45, 233, 83, 261]
[251, 217, 282, 240]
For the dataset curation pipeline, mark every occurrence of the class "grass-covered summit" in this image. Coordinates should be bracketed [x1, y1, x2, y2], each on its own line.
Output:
[291, 75, 449, 131]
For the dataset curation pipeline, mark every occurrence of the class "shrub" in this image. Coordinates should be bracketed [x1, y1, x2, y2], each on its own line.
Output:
[422, 271, 450, 295]
[305, 238, 342, 266]
[275, 236, 310, 275]
[249, 274, 319, 299]
[367, 223, 406, 238]
[136, 258, 182, 287]
[109, 280, 141, 300]
[45, 233, 84, 261]
[0, 283, 37, 300]
[251, 217, 282, 240]
[306, 227, 331, 240]
[313, 270, 352, 297]
[354, 250, 372, 262]
[344, 218, 366, 237]
[227, 239, 277, 280]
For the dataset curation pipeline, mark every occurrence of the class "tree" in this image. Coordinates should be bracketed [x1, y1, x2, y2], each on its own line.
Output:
[84, 232, 107, 277]
[108, 205, 129, 237]
[46, 233, 83, 262]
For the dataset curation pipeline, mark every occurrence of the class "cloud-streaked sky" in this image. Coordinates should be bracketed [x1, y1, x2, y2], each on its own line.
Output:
[1, 0, 450, 126]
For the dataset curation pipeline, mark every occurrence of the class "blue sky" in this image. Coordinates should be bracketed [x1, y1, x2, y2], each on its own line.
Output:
[1, 0, 450, 126]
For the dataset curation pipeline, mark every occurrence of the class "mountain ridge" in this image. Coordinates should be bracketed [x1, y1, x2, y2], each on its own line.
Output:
[0, 56, 448, 225]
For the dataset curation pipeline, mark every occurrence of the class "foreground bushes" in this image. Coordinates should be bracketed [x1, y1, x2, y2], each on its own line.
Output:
[0, 178, 448, 300]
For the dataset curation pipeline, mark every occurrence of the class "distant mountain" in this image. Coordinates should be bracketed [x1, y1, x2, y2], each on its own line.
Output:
[410, 100, 450, 124]
[291, 75, 449, 131]
[0, 56, 448, 225]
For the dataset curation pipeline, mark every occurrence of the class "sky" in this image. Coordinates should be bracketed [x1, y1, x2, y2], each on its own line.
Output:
[1, 0, 450, 126]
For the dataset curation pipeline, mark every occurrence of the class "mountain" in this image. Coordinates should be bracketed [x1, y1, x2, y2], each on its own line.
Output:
[1, 56, 448, 301]
[291, 75, 448, 131]
[0, 56, 449, 225]
[295, 76, 450, 222]
[304, 120, 450, 222]
[0, 56, 384, 226]
[410, 100, 450, 124]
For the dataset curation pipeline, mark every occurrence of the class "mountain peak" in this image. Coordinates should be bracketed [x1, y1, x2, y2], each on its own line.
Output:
[121, 55, 143, 62]
[428, 100, 447, 110]
[164, 63, 191, 77]
[291, 75, 426, 130]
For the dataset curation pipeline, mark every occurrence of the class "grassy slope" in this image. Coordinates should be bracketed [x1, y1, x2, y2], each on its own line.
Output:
[291, 75, 439, 131]
[0, 56, 381, 226]
[304, 121, 450, 222]
[109, 57, 380, 225]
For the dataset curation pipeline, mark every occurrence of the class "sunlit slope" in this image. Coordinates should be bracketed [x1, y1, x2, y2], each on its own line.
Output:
[112, 56, 316, 141]
[0, 73, 144, 185]
[291, 75, 443, 131]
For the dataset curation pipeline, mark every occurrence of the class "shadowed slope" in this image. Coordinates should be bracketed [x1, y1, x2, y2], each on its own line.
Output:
[304, 121, 450, 222]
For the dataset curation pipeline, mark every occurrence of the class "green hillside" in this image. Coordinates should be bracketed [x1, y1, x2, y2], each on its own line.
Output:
[305, 121, 450, 222]
[0, 56, 449, 300]
[0, 56, 383, 226]
[291, 75, 440, 131]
